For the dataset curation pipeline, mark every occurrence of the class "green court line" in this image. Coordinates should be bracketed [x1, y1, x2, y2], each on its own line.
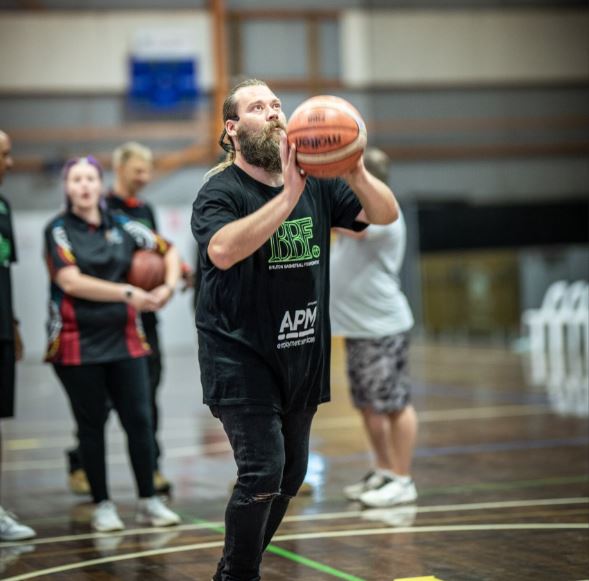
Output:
[181, 476, 589, 580]
[266, 545, 366, 581]
[188, 516, 367, 581]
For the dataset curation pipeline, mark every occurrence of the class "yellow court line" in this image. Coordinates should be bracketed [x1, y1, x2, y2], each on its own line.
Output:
[395, 577, 443, 581]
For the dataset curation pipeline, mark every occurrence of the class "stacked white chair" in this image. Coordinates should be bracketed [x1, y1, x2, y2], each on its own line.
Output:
[563, 281, 589, 377]
[521, 280, 568, 386]
[522, 280, 589, 416]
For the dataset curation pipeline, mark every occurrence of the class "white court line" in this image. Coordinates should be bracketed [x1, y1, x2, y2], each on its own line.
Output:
[1, 441, 233, 471]
[283, 496, 589, 522]
[1, 496, 585, 548]
[1, 523, 587, 581]
[0, 539, 225, 581]
[0, 522, 224, 548]
[274, 522, 589, 542]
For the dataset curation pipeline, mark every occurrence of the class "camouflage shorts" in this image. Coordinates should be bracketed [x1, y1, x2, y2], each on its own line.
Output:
[344, 333, 411, 413]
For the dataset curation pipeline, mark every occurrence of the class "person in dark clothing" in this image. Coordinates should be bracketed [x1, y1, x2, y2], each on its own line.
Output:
[191, 79, 398, 581]
[45, 155, 182, 532]
[0, 129, 36, 542]
[65, 142, 185, 496]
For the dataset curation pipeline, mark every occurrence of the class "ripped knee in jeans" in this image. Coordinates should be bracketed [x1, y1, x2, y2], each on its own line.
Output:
[250, 492, 280, 503]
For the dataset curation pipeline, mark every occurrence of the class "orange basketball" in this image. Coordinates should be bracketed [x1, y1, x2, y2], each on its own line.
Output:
[127, 249, 166, 291]
[286, 95, 367, 178]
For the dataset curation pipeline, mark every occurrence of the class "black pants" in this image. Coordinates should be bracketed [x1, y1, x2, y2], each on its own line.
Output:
[211, 405, 316, 581]
[55, 358, 155, 503]
[144, 326, 163, 466]
[0, 340, 16, 419]
[68, 332, 163, 473]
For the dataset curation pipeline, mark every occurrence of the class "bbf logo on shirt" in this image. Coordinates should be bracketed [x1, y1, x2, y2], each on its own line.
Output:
[277, 301, 317, 350]
[268, 217, 320, 270]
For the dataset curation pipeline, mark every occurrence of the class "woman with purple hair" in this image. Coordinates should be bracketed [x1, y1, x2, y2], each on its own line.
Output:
[43, 156, 181, 532]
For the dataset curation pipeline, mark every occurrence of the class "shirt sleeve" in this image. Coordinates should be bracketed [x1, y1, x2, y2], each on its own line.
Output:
[44, 220, 77, 279]
[116, 214, 171, 255]
[191, 183, 242, 251]
[327, 178, 367, 232]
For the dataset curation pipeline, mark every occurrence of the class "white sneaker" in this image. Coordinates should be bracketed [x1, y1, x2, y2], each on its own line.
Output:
[343, 470, 389, 501]
[0, 507, 36, 541]
[360, 478, 418, 508]
[136, 496, 181, 527]
[91, 500, 125, 532]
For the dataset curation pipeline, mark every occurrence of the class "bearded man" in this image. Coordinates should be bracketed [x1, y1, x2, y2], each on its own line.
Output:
[191, 79, 398, 581]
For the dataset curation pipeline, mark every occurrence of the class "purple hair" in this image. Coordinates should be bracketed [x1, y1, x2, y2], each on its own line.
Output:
[61, 155, 104, 181]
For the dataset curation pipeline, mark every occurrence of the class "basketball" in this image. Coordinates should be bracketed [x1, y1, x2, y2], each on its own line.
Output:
[286, 95, 367, 178]
[127, 249, 166, 291]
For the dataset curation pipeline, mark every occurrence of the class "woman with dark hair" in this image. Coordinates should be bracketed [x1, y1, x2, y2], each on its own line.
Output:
[44, 156, 181, 532]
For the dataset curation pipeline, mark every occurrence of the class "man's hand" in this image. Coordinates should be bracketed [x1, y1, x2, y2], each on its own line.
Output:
[280, 133, 306, 204]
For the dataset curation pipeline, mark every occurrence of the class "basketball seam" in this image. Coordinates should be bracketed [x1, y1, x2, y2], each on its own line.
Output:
[296, 129, 367, 165]
[291, 101, 366, 132]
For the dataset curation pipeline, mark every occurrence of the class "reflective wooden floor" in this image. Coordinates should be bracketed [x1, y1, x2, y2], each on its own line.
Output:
[1, 338, 588, 580]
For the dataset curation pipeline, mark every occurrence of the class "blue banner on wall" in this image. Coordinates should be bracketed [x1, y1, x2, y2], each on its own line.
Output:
[129, 58, 198, 109]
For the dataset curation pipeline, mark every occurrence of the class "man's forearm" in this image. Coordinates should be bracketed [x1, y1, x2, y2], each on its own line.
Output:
[207, 191, 296, 270]
[347, 170, 398, 225]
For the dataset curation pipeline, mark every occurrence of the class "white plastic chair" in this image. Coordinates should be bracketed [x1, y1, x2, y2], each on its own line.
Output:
[563, 280, 589, 378]
[521, 280, 568, 385]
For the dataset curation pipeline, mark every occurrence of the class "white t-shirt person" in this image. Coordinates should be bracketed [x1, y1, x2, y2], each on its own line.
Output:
[330, 208, 414, 338]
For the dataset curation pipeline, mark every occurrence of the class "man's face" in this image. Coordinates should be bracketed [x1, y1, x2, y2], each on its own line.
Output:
[0, 133, 14, 185]
[118, 155, 152, 196]
[231, 85, 287, 173]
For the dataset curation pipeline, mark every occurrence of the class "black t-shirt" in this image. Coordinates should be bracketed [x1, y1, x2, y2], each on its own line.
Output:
[191, 164, 366, 411]
[106, 191, 159, 337]
[0, 195, 17, 341]
[44, 208, 170, 365]
[106, 191, 158, 231]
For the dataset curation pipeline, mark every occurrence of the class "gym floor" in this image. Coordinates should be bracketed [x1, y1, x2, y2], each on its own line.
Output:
[1, 338, 588, 580]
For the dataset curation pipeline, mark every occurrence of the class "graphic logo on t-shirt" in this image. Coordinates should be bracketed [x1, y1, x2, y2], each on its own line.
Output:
[105, 228, 123, 245]
[268, 217, 320, 270]
[0, 234, 11, 267]
[52, 226, 76, 265]
[277, 301, 317, 349]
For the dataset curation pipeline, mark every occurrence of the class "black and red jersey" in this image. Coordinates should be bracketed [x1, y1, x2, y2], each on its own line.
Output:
[106, 191, 160, 345]
[0, 195, 17, 341]
[43, 208, 171, 365]
[107, 191, 157, 231]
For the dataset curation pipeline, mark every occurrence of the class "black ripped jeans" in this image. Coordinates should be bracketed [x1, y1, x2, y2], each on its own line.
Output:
[211, 404, 317, 581]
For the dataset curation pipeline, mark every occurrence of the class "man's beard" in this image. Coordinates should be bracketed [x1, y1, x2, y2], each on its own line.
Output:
[237, 122, 284, 173]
